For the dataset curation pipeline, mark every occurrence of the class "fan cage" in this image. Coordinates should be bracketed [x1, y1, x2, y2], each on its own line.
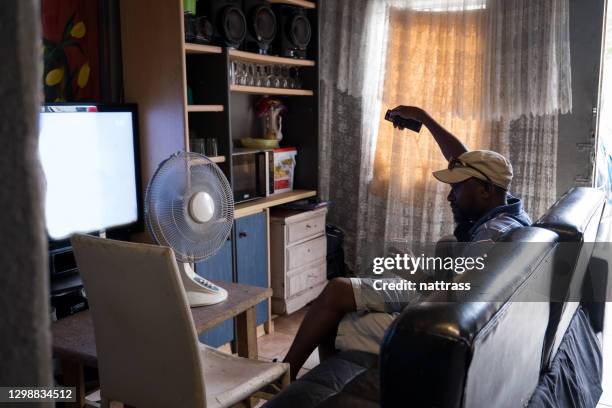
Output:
[145, 151, 234, 263]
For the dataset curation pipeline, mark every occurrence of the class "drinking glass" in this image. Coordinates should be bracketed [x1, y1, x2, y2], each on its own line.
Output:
[280, 65, 290, 89]
[289, 67, 299, 89]
[247, 63, 257, 86]
[231, 62, 237, 85]
[205, 137, 218, 156]
[293, 67, 302, 89]
[241, 62, 250, 85]
[255, 64, 264, 87]
[190, 138, 206, 155]
[263, 64, 273, 88]
[272, 64, 282, 88]
[229, 61, 239, 85]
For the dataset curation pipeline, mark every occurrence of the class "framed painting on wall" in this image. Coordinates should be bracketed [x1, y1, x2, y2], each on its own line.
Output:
[42, 0, 101, 102]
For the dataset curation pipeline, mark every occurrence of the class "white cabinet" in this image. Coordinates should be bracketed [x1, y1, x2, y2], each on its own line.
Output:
[270, 207, 327, 314]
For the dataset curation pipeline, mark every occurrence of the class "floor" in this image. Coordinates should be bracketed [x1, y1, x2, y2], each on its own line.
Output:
[257, 307, 319, 379]
[258, 305, 612, 407]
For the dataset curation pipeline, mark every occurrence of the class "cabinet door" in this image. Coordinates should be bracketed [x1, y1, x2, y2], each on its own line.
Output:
[235, 212, 269, 326]
[195, 238, 234, 347]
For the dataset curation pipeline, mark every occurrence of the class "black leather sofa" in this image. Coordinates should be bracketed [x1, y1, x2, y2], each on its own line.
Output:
[264, 188, 607, 408]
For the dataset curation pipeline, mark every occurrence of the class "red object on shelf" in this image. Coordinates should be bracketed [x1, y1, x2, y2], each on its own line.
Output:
[273, 147, 297, 194]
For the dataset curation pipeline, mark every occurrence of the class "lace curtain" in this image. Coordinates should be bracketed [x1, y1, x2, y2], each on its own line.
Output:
[319, 0, 570, 270]
[490, 115, 559, 221]
[483, 0, 572, 121]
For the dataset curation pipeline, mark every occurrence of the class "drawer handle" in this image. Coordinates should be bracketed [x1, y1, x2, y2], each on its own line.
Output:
[306, 224, 312, 228]
[239, 231, 248, 238]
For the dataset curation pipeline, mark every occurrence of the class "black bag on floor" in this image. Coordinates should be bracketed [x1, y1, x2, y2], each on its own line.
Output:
[326, 224, 346, 280]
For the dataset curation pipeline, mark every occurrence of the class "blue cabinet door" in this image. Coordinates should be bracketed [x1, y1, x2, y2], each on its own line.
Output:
[235, 212, 269, 326]
[195, 238, 234, 347]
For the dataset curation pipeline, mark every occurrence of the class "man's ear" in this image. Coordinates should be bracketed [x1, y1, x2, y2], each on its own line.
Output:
[478, 181, 492, 197]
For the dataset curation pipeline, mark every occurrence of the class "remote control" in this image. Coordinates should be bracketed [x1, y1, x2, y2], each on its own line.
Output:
[385, 110, 423, 133]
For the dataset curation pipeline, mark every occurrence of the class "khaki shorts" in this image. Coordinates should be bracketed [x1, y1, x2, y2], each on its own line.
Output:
[335, 277, 421, 354]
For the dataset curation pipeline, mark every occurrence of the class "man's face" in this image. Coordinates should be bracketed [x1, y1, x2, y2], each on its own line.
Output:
[447, 178, 488, 223]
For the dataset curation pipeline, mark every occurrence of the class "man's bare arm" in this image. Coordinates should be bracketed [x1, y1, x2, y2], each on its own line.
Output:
[387, 106, 468, 161]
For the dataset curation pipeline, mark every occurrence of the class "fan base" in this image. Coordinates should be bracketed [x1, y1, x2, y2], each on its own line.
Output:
[186, 287, 228, 307]
[179, 262, 229, 307]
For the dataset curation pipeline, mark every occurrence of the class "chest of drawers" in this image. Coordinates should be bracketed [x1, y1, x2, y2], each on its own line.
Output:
[270, 207, 328, 314]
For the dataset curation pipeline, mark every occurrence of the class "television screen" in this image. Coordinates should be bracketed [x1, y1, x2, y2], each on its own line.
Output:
[39, 104, 141, 241]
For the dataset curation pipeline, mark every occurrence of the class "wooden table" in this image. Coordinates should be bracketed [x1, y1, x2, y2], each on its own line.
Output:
[52, 281, 272, 407]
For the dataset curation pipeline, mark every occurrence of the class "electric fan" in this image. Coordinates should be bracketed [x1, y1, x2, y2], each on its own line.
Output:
[145, 151, 234, 306]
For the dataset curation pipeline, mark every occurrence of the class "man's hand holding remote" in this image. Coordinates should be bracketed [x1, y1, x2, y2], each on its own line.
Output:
[385, 105, 424, 133]
[385, 105, 468, 161]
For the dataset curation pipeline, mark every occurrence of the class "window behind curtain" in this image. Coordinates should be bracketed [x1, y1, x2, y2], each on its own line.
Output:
[369, 6, 491, 244]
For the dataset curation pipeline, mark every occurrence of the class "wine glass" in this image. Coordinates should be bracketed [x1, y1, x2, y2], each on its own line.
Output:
[281, 65, 290, 89]
[236, 62, 247, 85]
[255, 64, 264, 87]
[272, 64, 282, 88]
[246, 63, 256, 86]
[229, 61, 239, 85]
[289, 67, 299, 89]
[263, 64, 273, 88]
[293, 67, 302, 89]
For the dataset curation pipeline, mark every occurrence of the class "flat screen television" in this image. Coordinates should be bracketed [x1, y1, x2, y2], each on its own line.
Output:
[39, 103, 142, 296]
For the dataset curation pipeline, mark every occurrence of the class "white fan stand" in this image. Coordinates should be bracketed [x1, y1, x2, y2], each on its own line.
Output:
[178, 263, 228, 306]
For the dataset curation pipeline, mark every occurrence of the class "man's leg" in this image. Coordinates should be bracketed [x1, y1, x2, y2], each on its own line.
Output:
[282, 278, 356, 380]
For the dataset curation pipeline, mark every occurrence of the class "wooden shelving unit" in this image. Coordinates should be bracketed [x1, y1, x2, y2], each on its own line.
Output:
[186, 105, 225, 112]
[269, 0, 316, 9]
[184, 43, 223, 54]
[229, 49, 315, 67]
[235, 190, 317, 219]
[121, 0, 319, 345]
[230, 85, 314, 96]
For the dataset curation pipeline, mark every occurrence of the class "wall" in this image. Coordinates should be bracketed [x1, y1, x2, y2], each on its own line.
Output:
[557, 0, 606, 196]
[0, 0, 52, 394]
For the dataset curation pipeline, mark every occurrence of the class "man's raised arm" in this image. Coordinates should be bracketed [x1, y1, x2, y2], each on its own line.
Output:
[387, 105, 468, 161]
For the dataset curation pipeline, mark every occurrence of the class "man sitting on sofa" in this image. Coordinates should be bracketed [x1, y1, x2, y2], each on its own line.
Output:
[282, 105, 532, 380]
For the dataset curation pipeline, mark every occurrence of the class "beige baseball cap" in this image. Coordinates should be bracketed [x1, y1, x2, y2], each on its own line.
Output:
[432, 150, 513, 190]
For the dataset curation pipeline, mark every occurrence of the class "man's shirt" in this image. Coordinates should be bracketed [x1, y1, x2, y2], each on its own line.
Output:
[454, 194, 531, 242]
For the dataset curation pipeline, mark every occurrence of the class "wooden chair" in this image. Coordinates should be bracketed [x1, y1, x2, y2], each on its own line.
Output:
[71, 234, 289, 408]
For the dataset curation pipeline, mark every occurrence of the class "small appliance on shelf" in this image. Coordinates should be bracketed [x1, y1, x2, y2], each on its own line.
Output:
[199, 0, 247, 48]
[232, 148, 275, 203]
[272, 4, 312, 59]
[273, 147, 297, 194]
[243, 0, 277, 54]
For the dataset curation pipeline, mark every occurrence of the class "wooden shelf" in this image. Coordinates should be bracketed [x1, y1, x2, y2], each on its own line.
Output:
[229, 49, 315, 67]
[187, 105, 225, 112]
[235, 190, 317, 218]
[187, 154, 226, 163]
[209, 156, 226, 164]
[269, 0, 316, 9]
[184, 43, 223, 54]
[230, 85, 314, 96]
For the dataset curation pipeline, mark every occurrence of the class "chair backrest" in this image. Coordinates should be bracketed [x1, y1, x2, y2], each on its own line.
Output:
[380, 226, 558, 408]
[71, 234, 207, 408]
[533, 187, 606, 367]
